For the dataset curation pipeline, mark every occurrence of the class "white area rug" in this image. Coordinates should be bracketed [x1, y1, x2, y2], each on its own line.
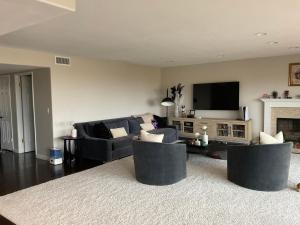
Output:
[1, 154, 300, 225]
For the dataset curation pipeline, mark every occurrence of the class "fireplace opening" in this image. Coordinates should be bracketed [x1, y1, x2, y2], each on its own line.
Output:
[277, 118, 300, 143]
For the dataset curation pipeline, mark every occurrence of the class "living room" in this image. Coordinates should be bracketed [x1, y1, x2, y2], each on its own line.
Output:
[0, 0, 300, 225]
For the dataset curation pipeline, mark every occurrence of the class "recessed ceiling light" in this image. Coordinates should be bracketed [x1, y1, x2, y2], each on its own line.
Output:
[217, 54, 225, 58]
[268, 41, 279, 45]
[289, 46, 300, 49]
[255, 32, 267, 37]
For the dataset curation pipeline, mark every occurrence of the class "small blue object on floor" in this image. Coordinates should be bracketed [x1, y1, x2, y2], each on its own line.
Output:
[49, 148, 63, 165]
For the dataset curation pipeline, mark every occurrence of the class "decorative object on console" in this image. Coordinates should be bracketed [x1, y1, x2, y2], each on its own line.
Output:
[181, 105, 186, 117]
[202, 126, 208, 146]
[187, 109, 195, 118]
[194, 132, 201, 146]
[289, 63, 300, 86]
[283, 90, 291, 99]
[171, 83, 184, 117]
[262, 93, 271, 98]
[161, 89, 174, 116]
[239, 106, 249, 121]
[272, 91, 278, 99]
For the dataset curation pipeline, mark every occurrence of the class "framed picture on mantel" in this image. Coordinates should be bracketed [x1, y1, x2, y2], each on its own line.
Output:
[289, 63, 300, 86]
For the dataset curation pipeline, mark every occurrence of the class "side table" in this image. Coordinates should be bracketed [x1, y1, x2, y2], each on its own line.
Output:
[0, 116, 2, 153]
[60, 136, 82, 165]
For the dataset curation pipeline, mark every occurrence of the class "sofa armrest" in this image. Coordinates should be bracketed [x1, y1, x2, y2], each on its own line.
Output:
[80, 137, 114, 162]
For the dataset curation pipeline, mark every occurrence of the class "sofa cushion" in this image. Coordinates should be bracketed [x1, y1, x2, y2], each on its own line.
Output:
[110, 127, 128, 138]
[260, 131, 284, 144]
[93, 122, 112, 139]
[128, 117, 143, 135]
[149, 128, 177, 143]
[112, 135, 134, 150]
[140, 113, 154, 123]
[140, 123, 155, 131]
[140, 130, 164, 143]
[103, 120, 130, 134]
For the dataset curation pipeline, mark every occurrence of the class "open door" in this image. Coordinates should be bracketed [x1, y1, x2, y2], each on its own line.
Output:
[0, 75, 13, 151]
[21, 75, 35, 152]
[15, 73, 36, 153]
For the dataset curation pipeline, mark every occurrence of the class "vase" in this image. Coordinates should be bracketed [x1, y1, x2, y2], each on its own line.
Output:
[202, 131, 208, 146]
[174, 105, 179, 117]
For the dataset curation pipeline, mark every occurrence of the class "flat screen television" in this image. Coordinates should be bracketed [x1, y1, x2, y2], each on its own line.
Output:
[193, 82, 239, 110]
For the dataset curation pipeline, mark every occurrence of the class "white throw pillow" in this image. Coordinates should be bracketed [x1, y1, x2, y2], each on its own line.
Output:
[110, 127, 128, 138]
[260, 131, 284, 144]
[140, 123, 155, 131]
[141, 113, 154, 123]
[140, 130, 164, 143]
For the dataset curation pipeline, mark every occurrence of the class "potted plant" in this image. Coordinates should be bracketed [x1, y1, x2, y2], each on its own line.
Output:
[171, 83, 184, 117]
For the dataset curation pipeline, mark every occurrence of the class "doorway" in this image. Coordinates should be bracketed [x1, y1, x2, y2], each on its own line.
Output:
[0, 75, 13, 151]
[15, 73, 36, 153]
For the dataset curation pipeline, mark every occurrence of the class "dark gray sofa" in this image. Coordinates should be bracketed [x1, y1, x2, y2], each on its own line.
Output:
[74, 116, 177, 163]
[133, 140, 187, 185]
[227, 142, 292, 191]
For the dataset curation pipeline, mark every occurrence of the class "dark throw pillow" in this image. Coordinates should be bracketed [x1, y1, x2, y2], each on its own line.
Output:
[128, 117, 143, 135]
[93, 122, 112, 139]
[153, 115, 168, 128]
[103, 120, 130, 134]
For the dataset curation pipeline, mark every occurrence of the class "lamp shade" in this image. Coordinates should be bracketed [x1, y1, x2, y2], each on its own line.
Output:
[161, 97, 174, 106]
[161, 89, 174, 106]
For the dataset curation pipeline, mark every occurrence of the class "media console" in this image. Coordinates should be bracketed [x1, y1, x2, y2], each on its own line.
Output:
[169, 117, 252, 144]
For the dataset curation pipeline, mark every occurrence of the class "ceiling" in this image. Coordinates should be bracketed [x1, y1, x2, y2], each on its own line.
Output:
[1, 0, 300, 67]
[0, 0, 72, 36]
[0, 63, 41, 74]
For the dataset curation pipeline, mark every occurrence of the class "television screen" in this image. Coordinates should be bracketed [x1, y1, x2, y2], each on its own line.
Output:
[193, 82, 239, 110]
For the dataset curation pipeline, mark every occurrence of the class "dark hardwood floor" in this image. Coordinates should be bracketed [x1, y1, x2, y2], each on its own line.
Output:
[0, 150, 102, 225]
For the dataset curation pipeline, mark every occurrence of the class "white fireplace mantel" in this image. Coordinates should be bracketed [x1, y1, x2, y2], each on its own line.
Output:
[260, 98, 300, 134]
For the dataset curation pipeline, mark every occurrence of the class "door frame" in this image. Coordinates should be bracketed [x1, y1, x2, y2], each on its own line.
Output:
[14, 72, 37, 154]
[0, 74, 14, 151]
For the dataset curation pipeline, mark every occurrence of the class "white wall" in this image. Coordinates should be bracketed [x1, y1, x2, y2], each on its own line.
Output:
[161, 55, 300, 137]
[32, 68, 53, 158]
[0, 69, 53, 158]
[0, 46, 161, 157]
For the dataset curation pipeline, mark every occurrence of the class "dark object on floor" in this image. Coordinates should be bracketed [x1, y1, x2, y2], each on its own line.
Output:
[133, 140, 186, 185]
[0, 151, 100, 196]
[74, 115, 177, 163]
[0, 215, 15, 225]
[227, 142, 292, 191]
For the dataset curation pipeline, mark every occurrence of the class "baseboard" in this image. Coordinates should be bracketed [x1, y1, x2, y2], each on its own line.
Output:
[36, 154, 49, 161]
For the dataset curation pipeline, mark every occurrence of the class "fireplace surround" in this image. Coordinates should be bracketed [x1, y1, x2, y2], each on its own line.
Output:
[261, 98, 300, 152]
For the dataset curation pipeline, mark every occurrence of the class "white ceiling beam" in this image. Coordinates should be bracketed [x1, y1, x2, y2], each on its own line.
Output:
[36, 0, 76, 12]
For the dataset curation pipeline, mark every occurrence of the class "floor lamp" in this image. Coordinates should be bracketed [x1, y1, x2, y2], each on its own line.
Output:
[161, 89, 174, 117]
